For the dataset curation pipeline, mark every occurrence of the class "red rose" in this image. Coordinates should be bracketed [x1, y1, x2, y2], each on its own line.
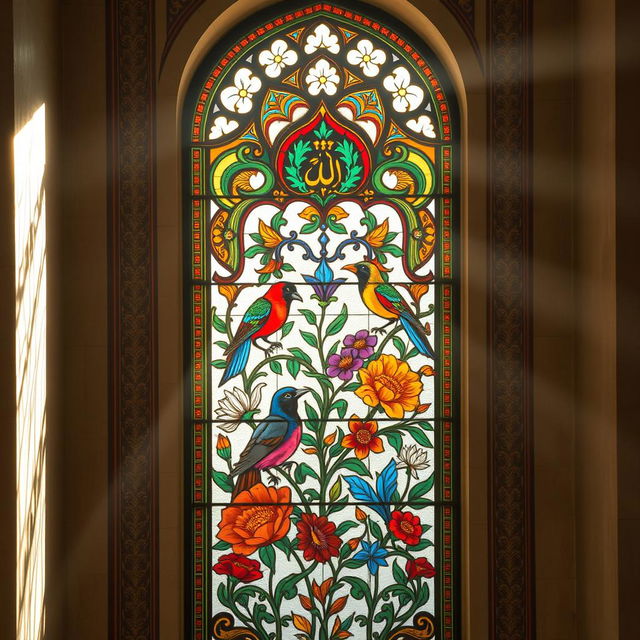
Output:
[296, 513, 341, 563]
[406, 557, 436, 580]
[213, 553, 263, 582]
[389, 510, 423, 546]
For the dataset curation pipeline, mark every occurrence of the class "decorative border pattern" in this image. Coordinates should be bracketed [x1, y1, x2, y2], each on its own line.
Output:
[106, 0, 159, 638]
[487, 0, 535, 639]
[160, 0, 479, 70]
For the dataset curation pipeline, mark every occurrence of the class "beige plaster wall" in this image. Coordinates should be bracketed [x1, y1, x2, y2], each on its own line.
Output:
[57, 0, 109, 638]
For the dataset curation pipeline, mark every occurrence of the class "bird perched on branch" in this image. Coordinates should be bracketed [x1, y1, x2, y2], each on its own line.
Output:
[230, 387, 309, 500]
[221, 282, 302, 384]
[342, 260, 435, 359]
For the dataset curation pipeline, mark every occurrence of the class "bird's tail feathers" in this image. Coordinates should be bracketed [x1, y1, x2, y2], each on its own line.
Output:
[221, 340, 251, 385]
[231, 469, 261, 501]
[400, 313, 435, 359]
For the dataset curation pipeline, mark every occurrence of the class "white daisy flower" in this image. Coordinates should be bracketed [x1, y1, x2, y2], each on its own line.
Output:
[383, 66, 424, 112]
[305, 59, 340, 96]
[208, 116, 239, 140]
[220, 68, 262, 114]
[304, 23, 340, 54]
[214, 383, 266, 433]
[396, 444, 430, 479]
[346, 39, 386, 77]
[258, 39, 298, 78]
[407, 114, 437, 138]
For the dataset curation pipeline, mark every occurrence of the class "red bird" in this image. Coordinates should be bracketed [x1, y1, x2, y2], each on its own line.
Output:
[220, 282, 302, 384]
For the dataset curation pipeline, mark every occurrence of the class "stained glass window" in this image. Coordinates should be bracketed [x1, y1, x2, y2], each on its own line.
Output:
[184, 3, 459, 639]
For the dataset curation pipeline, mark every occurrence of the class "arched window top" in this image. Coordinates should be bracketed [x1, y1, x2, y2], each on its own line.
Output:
[184, 4, 459, 639]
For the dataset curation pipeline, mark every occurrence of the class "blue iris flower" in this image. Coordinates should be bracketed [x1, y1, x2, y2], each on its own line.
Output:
[302, 260, 345, 302]
[354, 540, 389, 575]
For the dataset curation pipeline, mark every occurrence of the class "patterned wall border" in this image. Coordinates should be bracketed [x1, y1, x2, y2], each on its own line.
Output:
[106, 0, 159, 638]
[106, 0, 534, 638]
[161, 0, 479, 70]
[487, 0, 535, 639]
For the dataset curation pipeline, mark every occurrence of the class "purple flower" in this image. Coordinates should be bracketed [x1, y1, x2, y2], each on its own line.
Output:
[343, 330, 378, 359]
[326, 348, 363, 381]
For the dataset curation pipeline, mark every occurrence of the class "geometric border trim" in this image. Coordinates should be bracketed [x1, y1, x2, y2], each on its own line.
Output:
[487, 0, 536, 638]
[107, 0, 159, 638]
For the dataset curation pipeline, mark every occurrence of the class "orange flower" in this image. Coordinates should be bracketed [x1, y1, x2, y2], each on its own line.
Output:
[255, 258, 283, 274]
[406, 283, 429, 303]
[217, 484, 293, 555]
[355, 354, 423, 419]
[218, 284, 239, 304]
[258, 219, 282, 248]
[365, 218, 389, 248]
[341, 415, 384, 459]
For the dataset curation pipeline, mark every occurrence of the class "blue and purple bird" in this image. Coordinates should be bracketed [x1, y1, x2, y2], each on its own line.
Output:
[230, 387, 309, 500]
[221, 282, 302, 385]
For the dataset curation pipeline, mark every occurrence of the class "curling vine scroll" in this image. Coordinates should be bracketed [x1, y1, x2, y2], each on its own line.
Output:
[184, 3, 459, 639]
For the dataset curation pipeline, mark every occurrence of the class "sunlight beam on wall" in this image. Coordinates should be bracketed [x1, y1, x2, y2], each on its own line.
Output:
[14, 103, 47, 640]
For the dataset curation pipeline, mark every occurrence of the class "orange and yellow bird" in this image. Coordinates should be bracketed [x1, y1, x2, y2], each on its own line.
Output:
[343, 261, 435, 359]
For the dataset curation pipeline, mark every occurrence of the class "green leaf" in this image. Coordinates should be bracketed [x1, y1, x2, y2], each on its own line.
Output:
[326, 304, 348, 336]
[211, 308, 227, 333]
[300, 220, 321, 234]
[269, 360, 283, 374]
[382, 244, 404, 257]
[392, 560, 406, 585]
[244, 245, 266, 258]
[211, 470, 233, 493]
[301, 433, 316, 446]
[275, 565, 315, 603]
[343, 381, 360, 392]
[369, 519, 384, 541]
[212, 540, 232, 551]
[406, 426, 433, 448]
[331, 399, 348, 419]
[327, 217, 347, 234]
[281, 321, 294, 337]
[281, 263, 294, 272]
[329, 477, 342, 502]
[299, 308, 317, 325]
[294, 462, 319, 483]
[300, 330, 318, 348]
[270, 209, 286, 231]
[344, 558, 367, 569]
[249, 232, 263, 243]
[258, 272, 270, 284]
[274, 538, 292, 559]
[385, 431, 403, 455]
[289, 347, 312, 364]
[259, 545, 276, 570]
[343, 576, 371, 603]
[408, 475, 435, 501]
[211, 359, 227, 369]
[392, 337, 407, 358]
[327, 339, 341, 357]
[304, 402, 319, 422]
[334, 520, 359, 537]
[286, 358, 300, 378]
[340, 458, 371, 477]
[412, 537, 434, 551]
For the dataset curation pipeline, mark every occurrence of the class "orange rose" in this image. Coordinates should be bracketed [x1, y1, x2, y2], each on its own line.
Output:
[217, 483, 293, 555]
[355, 354, 423, 419]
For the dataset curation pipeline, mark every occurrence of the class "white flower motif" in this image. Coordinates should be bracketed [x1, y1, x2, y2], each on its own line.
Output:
[220, 68, 262, 114]
[304, 23, 340, 54]
[305, 59, 340, 96]
[407, 115, 436, 138]
[396, 445, 430, 479]
[208, 116, 239, 140]
[214, 383, 266, 433]
[346, 39, 386, 77]
[258, 39, 298, 78]
[383, 66, 424, 112]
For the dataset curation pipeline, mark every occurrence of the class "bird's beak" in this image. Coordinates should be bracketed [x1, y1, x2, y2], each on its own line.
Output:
[291, 291, 303, 302]
[294, 387, 311, 398]
[342, 264, 357, 273]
